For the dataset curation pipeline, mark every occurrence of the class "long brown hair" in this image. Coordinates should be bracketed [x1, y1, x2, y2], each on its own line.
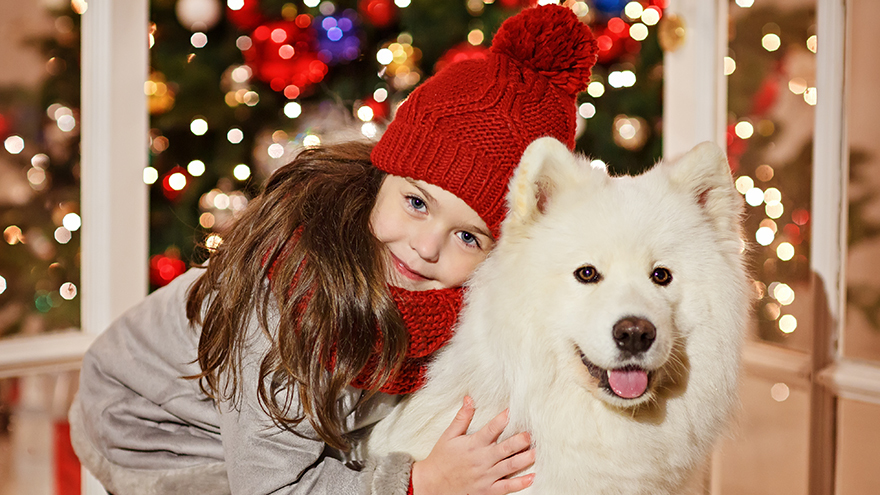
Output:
[186, 141, 407, 450]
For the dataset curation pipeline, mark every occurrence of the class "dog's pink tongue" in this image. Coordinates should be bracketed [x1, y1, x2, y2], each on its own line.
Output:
[608, 368, 648, 399]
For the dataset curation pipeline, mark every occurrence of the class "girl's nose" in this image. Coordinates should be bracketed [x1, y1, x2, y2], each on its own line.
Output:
[411, 228, 442, 263]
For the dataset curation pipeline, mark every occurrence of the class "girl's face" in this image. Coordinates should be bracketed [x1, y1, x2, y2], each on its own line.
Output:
[371, 175, 495, 291]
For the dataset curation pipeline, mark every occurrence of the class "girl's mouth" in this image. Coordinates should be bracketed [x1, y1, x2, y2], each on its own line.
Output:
[390, 252, 429, 282]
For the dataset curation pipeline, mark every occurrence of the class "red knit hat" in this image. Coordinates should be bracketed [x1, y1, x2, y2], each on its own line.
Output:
[371, 5, 598, 237]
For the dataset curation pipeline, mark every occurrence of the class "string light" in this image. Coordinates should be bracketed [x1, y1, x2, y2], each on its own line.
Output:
[624, 2, 643, 19]
[770, 383, 790, 402]
[762, 33, 781, 52]
[268, 143, 285, 158]
[806, 35, 817, 53]
[362, 122, 378, 138]
[4, 135, 24, 154]
[734, 121, 754, 139]
[144, 167, 159, 184]
[284, 101, 302, 118]
[62, 213, 82, 232]
[779, 314, 797, 333]
[190, 117, 208, 135]
[587, 81, 605, 97]
[724, 56, 736, 75]
[191, 32, 208, 48]
[168, 172, 187, 191]
[54, 227, 72, 244]
[227, 128, 244, 144]
[776, 242, 795, 261]
[59, 282, 77, 300]
[233, 164, 251, 181]
[187, 160, 206, 176]
[578, 103, 596, 119]
[629, 23, 648, 42]
[641, 7, 661, 25]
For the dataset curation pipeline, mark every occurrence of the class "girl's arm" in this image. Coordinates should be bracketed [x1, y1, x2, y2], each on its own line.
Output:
[223, 350, 534, 495]
[362, 398, 536, 495]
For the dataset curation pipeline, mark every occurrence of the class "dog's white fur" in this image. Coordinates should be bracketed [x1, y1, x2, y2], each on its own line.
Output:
[368, 137, 750, 494]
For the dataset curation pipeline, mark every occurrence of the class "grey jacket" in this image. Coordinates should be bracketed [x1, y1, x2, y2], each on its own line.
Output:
[70, 267, 413, 494]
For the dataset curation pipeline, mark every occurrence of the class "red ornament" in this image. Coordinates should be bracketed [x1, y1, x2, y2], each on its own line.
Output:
[243, 19, 328, 96]
[497, 0, 536, 8]
[593, 26, 627, 64]
[0, 113, 8, 139]
[227, 0, 264, 31]
[358, 0, 396, 28]
[149, 251, 187, 287]
[434, 42, 490, 74]
[360, 96, 389, 121]
[161, 166, 189, 201]
[750, 73, 781, 115]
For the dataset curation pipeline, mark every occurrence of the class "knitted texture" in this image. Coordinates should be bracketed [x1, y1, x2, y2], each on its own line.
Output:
[267, 248, 462, 394]
[350, 285, 463, 394]
[371, 5, 598, 237]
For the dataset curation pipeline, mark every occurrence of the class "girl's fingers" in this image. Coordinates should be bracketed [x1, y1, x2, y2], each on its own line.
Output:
[490, 473, 535, 495]
[441, 395, 476, 439]
[493, 448, 536, 479]
[496, 431, 531, 459]
[474, 408, 510, 444]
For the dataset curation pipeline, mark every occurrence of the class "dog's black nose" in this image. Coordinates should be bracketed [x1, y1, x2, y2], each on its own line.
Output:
[613, 317, 656, 355]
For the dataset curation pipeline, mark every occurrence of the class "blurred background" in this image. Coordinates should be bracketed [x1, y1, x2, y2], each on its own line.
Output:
[0, 0, 878, 493]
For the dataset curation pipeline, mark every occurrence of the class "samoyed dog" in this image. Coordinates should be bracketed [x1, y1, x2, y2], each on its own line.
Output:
[368, 137, 750, 494]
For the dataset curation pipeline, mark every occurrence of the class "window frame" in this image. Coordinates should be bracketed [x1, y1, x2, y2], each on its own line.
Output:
[1, 1, 874, 494]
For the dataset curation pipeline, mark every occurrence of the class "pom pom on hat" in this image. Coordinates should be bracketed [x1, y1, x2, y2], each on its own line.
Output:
[491, 5, 598, 96]
[371, 5, 598, 237]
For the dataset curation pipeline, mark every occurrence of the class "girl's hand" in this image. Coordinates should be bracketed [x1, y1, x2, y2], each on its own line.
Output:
[410, 396, 535, 495]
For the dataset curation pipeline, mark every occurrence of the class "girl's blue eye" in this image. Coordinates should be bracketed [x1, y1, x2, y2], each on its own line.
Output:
[459, 231, 480, 247]
[408, 196, 426, 211]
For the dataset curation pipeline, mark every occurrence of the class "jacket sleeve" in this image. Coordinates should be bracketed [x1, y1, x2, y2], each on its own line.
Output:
[218, 313, 413, 495]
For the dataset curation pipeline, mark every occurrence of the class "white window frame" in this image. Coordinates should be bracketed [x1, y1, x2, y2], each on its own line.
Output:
[0, 1, 148, 494]
[666, 1, 880, 494]
[0, 0, 872, 494]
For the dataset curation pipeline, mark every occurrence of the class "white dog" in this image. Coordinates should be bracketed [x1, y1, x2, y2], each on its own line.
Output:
[368, 137, 751, 494]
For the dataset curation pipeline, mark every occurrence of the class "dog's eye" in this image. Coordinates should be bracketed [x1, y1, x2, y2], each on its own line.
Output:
[574, 265, 602, 284]
[651, 267, 672, 286]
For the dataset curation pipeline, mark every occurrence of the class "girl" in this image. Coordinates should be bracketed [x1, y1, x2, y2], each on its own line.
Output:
[69, 5, 597, 495]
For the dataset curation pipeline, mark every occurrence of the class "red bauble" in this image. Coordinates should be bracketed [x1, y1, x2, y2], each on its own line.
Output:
[358, 0, 397, 28]
[498, 0, 536, 8]
[361, 96, 389, 121]
[434, 42, 490, 74]
[593, 24, 628, 64]
[161, 166, 189, 201]
[149, 252, 187, 287]
[243, 18, 328, 96]
[227, 0, 263, 31]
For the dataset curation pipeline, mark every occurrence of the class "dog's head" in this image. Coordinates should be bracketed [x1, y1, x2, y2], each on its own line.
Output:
[491, 137, 744, 410]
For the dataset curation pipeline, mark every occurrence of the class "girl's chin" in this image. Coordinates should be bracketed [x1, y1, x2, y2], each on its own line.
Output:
[387, 274, 442, 292]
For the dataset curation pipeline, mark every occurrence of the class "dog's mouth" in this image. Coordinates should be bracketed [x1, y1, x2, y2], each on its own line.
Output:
[578, 348, 652, 400]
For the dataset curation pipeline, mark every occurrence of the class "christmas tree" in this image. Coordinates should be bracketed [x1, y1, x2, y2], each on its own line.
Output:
[0, 0, 668, 337]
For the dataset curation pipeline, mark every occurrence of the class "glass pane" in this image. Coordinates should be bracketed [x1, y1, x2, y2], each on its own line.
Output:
[836, 398, 880, 493]
[714, 373, 810, 495]
[0, 2, 82, 338]
[728, 0, 816, 353]
[144, 1, 665, 290]
[844, 0, 880, 362]
[0, 371, 80, 495]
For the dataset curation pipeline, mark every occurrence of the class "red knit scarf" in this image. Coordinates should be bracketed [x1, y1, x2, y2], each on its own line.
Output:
[350, 285, 463, 395]
[266, 249, 463, 395]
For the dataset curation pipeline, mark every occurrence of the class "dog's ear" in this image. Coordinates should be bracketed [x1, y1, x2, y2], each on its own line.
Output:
[668, 141, 744, 238]
[506, 137, 579, 231]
